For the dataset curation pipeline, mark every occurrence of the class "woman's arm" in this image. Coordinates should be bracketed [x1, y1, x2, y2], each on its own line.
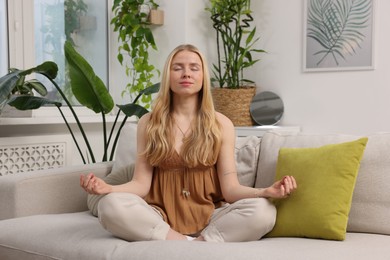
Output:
[216, 113, 297, 203]
[80, 114, 154, 198]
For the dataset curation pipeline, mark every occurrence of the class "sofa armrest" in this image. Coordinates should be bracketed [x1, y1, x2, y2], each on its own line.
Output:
[0, 162, 113, 220]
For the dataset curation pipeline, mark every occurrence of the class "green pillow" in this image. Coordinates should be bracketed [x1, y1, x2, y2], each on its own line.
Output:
[266, 137, 368, 241]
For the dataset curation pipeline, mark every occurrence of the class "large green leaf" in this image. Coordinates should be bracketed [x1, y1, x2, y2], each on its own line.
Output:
[20, 61, 58, 79]
[32, 61, 58, 79]
[138, 82, 160, 96]
[24, 80, 48, 96]
[131, 82, 160, 105]
[8, 95, 62, 110]
[0, 71, 21, 106]
[117, 82, 160, 118]
[64, 41, 114, 114]
[117, 103, 148, 118]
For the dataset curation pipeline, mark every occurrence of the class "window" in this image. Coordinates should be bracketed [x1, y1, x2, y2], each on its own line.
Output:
[7, 0, 108, 107]
[0, 0, 8, 75]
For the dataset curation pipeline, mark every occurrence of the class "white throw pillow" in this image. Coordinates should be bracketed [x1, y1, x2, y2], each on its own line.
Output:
[234, 136, 261, 187]
[112, 122, 138, 173]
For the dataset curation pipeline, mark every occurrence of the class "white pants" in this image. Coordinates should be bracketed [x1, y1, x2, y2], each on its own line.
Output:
[98, 193, 276, 242]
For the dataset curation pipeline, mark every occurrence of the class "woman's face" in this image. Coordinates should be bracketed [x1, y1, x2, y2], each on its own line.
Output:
[169, 50, 203, 97]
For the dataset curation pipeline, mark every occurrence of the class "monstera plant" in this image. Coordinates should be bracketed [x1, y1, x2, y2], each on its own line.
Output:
[306, 0, 372, 66]
[0, 41, 159, 164]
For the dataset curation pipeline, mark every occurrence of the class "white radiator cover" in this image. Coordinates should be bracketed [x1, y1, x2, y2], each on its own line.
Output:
[0, 135, 72, 176]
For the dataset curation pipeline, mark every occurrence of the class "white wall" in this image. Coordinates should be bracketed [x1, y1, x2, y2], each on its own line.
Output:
[249, 0, 390, 135]
[112, 0, 389, 136]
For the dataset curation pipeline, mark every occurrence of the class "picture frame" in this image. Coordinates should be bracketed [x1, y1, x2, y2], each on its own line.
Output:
[303, 0, 375, 72]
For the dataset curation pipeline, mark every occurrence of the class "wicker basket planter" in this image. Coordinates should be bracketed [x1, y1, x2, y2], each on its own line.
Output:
[212, 87, 256, 126]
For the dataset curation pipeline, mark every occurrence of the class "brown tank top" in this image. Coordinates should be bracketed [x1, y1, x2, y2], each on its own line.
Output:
[144, 151, 224, 235]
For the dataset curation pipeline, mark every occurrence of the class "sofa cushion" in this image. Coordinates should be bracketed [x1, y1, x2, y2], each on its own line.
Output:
[1, 211, 390, 260]
[234, 135, 261, 187]
[112, 122, 138, 173]
[113, 122, 261, 187]
[0, 162, 113, 220]
[347, 133, 390, 234]
[266, 138, 367, 240]
[256, 132, 390, 236]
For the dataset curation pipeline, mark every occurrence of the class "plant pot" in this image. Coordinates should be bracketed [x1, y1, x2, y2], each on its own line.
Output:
[212, 87, 256, 126]
[149, 9, 164, 25]
[139, 4, 151, 22]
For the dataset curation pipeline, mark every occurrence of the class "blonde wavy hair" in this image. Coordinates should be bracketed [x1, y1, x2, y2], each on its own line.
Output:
[144, 44, 222, 168]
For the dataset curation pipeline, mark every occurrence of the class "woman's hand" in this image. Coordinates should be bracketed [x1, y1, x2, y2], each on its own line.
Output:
[80, 173, 112, 195]
[265, 175, 297, 199]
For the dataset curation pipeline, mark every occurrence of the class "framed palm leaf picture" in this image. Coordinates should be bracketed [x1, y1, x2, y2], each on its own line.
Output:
[303, 0, 375, 72]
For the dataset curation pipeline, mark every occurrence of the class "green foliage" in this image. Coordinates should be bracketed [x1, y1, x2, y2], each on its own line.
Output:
[307, 0, 372, 66]
[65, 41, 114, 114]
[206, 0, 265, 88]
[111, 0, 160, 108]
[64, 0, 88, 45]
[8, 95, 62, 110]
[0, 62, 57, 110]
[0, 41, 160, 164]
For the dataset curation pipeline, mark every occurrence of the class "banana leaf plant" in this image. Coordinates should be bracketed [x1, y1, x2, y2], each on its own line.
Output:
[1, 40, 160, 164]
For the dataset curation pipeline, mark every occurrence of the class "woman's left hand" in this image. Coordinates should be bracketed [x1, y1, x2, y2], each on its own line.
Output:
[266, 175, 297, 199]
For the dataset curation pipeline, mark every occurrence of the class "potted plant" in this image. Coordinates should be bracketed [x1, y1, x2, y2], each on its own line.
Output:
[205, 0, 265, 126]
[0, 41, 159, 164]
[111, 0, 161, 109]
[0, 63, 56, 117]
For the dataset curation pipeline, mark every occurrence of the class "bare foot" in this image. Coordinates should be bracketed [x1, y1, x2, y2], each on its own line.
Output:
[165, 229, 187, 240]
[193, 236, 205, 241]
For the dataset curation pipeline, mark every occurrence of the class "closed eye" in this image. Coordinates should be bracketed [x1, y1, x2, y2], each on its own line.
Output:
[172, 65, 183, 71]
[191, 65, 200, 71]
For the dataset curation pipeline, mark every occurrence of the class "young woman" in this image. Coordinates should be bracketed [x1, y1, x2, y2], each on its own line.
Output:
[80, 44, 297, 242]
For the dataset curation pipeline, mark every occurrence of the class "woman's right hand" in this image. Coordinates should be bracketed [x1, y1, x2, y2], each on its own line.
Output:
[80, 173, 112, 195]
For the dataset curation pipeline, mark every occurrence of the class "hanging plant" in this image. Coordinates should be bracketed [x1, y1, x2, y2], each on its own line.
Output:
[111, 0, 160, 109]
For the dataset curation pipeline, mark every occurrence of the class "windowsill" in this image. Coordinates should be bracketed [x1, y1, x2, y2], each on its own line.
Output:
[0, 115, 134, 126]
[0, 106, 136, 126]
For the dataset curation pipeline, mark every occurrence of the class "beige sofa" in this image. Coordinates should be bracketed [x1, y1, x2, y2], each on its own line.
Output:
[1, 125, 390, 260]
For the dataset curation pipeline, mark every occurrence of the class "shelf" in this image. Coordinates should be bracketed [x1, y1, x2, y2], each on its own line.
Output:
[235, 126, 300, 137]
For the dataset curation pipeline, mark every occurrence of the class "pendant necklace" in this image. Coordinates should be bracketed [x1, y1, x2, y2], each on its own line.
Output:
[175, 119, 192, 198]
[175, 122, 191, 142]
